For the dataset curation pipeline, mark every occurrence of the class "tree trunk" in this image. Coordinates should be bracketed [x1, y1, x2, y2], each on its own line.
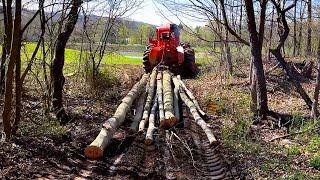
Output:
[292, 3, 297, 56]
[250, 58, 257, 113]
[51, 0, 82, 124]
[270, 49, 313, 109]
[2, 0, 20, 140]
[306, 0, 312, 56]
[85, 74, 149, 159]
[0, 0, 13, 94]
[297, 1, 306, 56]
[311, 34, 320, 119]
[12, 0, 22, 135]
[244, 0, 269, 117]
[224, 29, 233, 75]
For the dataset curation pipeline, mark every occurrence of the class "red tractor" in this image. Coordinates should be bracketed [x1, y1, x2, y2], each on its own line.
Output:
[142, 23, 199, 77]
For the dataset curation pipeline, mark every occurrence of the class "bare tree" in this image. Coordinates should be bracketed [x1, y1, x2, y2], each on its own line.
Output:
[306, 0, 312, 56]
[2, 0, 21, 139]
[82, 0, 142, 83]
[51, 0, 82, 124]
[311, 32, 320, 119]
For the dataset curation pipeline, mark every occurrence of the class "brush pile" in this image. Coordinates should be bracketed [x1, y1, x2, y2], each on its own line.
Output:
[84, 68, 218, 159]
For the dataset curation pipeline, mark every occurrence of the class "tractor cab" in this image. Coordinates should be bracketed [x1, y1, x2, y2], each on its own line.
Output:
[143, 23, 198, 77]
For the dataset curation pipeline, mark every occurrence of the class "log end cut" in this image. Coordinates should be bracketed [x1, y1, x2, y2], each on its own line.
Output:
[160, 116, 178, 130]
[145, 139, 153, 145]
[84, 146, 104, 159]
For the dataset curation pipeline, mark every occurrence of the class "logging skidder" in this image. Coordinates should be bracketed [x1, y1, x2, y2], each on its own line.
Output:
[85, 68, 218, 159]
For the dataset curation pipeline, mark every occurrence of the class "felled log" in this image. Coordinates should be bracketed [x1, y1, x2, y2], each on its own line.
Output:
[139, 70, 157, 131]
[157, 71, 165, 126]
[145, 96, 158, 145]
[162, 70, 177, 129]
[177, 75, 206, 117]
[85, 74, 149, 159]
[173, 78, 218, 146]
[129, 91, 147, 132]
[173, 78, 180, 119]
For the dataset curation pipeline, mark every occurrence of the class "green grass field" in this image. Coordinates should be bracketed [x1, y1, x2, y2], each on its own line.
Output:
[21, 43, 142, 65]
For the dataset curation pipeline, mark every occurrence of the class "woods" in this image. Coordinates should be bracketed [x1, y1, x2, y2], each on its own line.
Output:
[1, 0, 320, 179]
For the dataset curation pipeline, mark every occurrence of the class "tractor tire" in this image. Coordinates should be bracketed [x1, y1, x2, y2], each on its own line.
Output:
[181, 43, 199, 77]
[142, 45, 152, 73]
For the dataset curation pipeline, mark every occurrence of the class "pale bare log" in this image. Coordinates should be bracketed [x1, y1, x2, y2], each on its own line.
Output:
[162, 70, 177, 128]
[157, 71, 165, 126]
[139, 70, 157, 131]
[145, 96, 158, 145]
[177, 85, 218, 146]
[130, 91, 147, 132]
[85, 74, 149, 159]
[173, 82, 180, 119]
[172, 76, 181, 119]
[177, 75, 206, 116]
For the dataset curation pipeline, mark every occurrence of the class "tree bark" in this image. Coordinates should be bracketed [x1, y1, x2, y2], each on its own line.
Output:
[306, 0, 312, 56]
[244, 0, 269, 117]
[12, 0, 22, 135]
[0, 0, 13, 93]
[85, 74, 149, 159]
[51, 0, 82, 124]
[292, 3, 297, 56]
[2, 0, 20, 140]
[311, 34, 320, 119]
[297, 1, 306, 56]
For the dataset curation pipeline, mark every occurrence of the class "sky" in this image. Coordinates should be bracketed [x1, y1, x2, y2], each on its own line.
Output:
[128, 0, 206, 27]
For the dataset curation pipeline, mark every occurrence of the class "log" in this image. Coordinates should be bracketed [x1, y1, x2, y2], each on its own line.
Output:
[145, 96, 158, 145]
[85, 74, 149, 159]
[157, 71, 165, 127]
[173, 78, 218, 146]
[173, 79, 180, 119]
[129, 91, 147, 132]
[162, 70, 177, 129]
[177, 75, 206, 117]
[139, 70, 157, 131]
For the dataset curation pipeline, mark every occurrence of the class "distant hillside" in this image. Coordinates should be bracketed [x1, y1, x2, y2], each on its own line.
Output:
[0, 6, 156, 43]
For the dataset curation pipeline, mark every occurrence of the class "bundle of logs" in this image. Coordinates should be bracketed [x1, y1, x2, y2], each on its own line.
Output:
[84, 68, 218, 159]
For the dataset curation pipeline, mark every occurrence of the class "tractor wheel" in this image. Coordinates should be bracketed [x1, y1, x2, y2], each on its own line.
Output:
[142, 45, 152, 73]
[181, 43, 199, 77]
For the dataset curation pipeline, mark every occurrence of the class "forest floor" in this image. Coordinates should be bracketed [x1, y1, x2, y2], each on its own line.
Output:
[1, 61, 320, 179]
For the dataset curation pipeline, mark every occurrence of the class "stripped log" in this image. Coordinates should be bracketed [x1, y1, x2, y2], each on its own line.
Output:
[139, 70, 157, 131]
[173, 77, 218, 146]
[157, 71, 165, 127]
[129, 91, 147, 132]
[177, 75, 206, 117]
[162, 70, 177, 129]
[173, 81, 180, 119]
[85, 74, 149, 159]
[145, 96, 158, 145]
